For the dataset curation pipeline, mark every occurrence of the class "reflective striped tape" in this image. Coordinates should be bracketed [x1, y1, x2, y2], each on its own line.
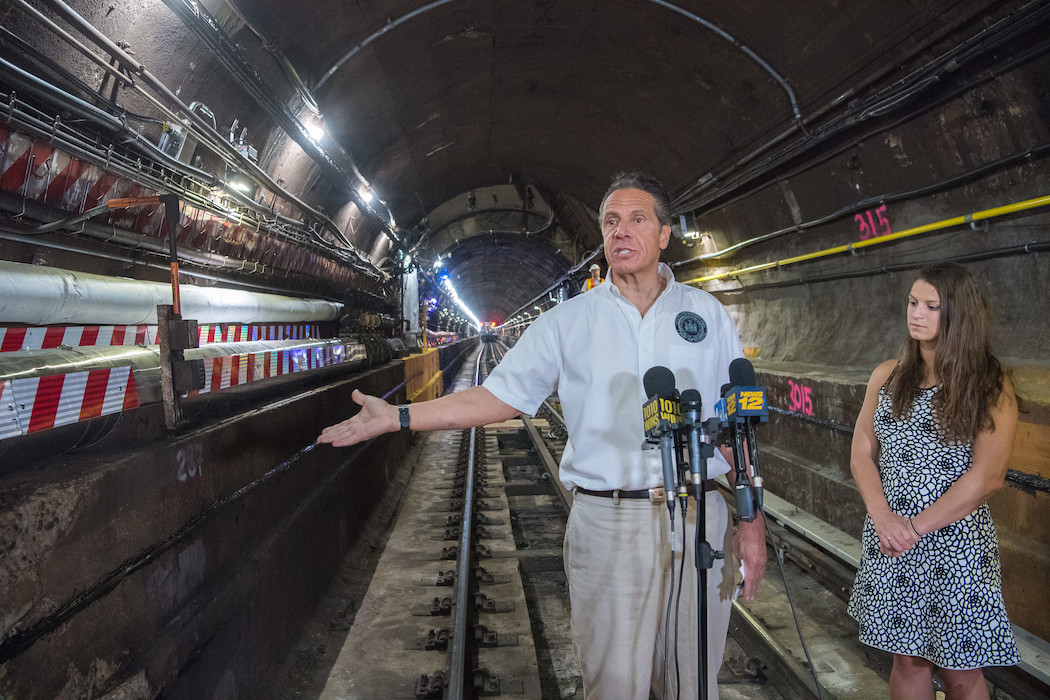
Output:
[0, 325, 154, 351]
[0, 366, 137, 437]
[0, 323, 318, 352]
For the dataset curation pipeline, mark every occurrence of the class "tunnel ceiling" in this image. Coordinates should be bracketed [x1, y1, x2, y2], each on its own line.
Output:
[0, 0, 1014, 324]
[230, 0, 1002, 321]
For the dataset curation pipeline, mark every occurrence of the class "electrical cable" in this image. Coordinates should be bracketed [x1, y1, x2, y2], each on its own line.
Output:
[673, 141, 1050, 265]
[663, 509, 677, 700]
[0, 93, 382, 279]
[22, 0, 386, 270]
[672, 2, 1050, 213]
[673, 501, 687, 700]
[761, 507, 825, 700]
[706, 239, 1050, 295]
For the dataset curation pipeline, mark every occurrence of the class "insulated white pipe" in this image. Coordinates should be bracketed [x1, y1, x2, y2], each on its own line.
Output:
[0, 260, 341, 325]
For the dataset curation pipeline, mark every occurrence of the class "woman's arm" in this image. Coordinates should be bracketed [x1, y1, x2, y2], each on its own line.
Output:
[851, 360, 919, 555]
[910, 380, 1018, 536]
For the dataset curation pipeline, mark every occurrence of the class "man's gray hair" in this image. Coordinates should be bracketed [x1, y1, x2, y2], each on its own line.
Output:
[600, 172, 672, 227]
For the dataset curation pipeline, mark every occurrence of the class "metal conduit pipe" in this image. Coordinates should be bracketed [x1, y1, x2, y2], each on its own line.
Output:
[8, 0, 137, 96]
[223, 0, 321, 115]
[672, 141, 1050, 266]
[0, 260, 341, 326]
[0, 113, 365, 277]
[2, 25, 375, 274]
[1, 94, 221, 210]
[34, 0, 381, 271]
[677, 36, 1050, 220]
[0, 98, 349, 269]
[682, 193, 1050, 286]
[0, 191, 236, 269]
[0, 55, 220, 188]
[672, 3, 1050, 212]
[0, 228, 322, 298]
[158, 0, 401, 245]
[708, 239, 1050, 295]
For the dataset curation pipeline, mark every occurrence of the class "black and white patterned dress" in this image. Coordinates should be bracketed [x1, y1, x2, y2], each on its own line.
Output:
[847, 386, 1019, 669]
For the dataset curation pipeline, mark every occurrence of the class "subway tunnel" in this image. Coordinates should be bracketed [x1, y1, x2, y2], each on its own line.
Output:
[1, 0, 1049, 697]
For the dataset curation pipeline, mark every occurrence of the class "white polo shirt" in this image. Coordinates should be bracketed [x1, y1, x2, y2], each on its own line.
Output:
[484, 263, 743, 491]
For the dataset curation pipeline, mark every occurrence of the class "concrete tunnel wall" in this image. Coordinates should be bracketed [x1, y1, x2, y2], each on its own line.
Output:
[0, 364, 410, 699]
[666, 52, 1050, 641]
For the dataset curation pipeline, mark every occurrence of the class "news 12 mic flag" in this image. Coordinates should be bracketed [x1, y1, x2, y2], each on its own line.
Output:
[716, 386, 768, 423]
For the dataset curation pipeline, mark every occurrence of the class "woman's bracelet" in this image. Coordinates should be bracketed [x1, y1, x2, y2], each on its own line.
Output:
[909, 518, 922, 537]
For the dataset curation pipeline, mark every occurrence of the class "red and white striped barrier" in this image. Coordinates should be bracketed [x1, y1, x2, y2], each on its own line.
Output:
[1, 366, 138, 439]
[0, 323, 318, 352]
[198, 323, 318, 345]
[1, 340, 356, 441]
[0, 325, 154, 352]
[186, 343, 344, 397]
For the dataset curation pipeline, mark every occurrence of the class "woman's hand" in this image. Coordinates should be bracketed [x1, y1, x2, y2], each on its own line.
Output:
[870, 509, 920, 556]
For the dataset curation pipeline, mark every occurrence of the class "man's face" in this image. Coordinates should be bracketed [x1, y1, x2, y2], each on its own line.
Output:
[600, 188, 671, 278]
[590, 268, 601, 281]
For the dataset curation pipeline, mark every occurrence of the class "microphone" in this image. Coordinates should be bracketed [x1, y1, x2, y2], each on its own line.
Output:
[725, 358, 768, 520]
[718, 379, 754, 521]
[679, 389, 705, 479]
[642, 366, 679, 511]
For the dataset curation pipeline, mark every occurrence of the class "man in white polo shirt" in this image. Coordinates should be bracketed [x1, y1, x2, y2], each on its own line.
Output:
[319, 172, 767, 700]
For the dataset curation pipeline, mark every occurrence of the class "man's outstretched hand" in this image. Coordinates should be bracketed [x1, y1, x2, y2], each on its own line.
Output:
[317, 389, 399, 446]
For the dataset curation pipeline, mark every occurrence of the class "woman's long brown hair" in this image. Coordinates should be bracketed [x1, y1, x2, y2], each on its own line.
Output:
[886, 263, 1007, 442]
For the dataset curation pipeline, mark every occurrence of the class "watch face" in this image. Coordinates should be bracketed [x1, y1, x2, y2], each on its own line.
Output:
[399, 405, 410, 430]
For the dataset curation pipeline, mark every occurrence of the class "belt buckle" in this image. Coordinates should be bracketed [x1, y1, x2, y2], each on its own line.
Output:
[648, 488, 666, 506]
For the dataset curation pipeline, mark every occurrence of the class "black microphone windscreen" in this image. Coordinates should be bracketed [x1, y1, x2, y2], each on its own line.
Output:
[720, 383, 732, 397]
[643, 366, 676, 399]
[729, 357, 756, 385]
[680, 388, 702, 411]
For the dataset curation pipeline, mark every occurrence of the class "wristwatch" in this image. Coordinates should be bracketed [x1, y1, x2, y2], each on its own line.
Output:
[398, 404, 411, 432]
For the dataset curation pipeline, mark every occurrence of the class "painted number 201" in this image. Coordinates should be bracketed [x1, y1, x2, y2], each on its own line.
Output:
[856, 204, 892, 240]
[788, 380, 813, 416]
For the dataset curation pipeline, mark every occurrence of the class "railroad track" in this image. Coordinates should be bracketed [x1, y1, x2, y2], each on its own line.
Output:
[288, 343, 1046, 699]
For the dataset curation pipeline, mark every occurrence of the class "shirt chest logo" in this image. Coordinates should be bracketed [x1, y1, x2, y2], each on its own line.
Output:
[675, 311, 707, 343]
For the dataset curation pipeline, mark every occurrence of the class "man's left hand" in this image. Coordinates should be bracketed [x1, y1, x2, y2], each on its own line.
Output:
[735, 517, 767, 601]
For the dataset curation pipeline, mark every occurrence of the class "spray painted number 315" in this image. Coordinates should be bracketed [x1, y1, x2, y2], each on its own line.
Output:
[787, 380, 813, 416]
[856, 204, 892, 240]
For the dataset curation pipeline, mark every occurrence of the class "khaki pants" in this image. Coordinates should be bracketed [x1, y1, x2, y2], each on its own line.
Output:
[564, 490, 735, 700]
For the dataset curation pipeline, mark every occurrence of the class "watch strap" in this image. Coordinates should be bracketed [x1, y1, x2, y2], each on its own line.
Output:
[398, 404, 411, 432]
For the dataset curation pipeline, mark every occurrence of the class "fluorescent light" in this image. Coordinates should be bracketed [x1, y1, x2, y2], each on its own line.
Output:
[305, 121, 325, 141]
[440, 276, 481, 330]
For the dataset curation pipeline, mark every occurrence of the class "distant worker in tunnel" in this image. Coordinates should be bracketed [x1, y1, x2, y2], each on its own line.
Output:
[581, 262, 603, 292]
[318, 171, 767, 700]
[847, 263, 1019, 700]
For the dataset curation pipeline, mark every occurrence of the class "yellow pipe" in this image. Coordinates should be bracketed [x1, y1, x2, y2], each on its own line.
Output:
[683, 194, 1050, 286]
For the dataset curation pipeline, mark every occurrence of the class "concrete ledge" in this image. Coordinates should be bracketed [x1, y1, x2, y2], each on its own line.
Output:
[721, 477, 1050, 689]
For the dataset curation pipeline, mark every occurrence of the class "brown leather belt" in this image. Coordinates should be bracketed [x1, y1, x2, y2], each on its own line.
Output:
[576, 481, 718, 504]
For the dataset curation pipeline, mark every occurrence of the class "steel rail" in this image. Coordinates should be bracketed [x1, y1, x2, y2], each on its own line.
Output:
[447, 345, 488, 698]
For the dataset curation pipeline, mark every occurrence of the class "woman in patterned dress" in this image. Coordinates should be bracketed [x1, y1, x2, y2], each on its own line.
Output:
[847, 263, 1019, 699]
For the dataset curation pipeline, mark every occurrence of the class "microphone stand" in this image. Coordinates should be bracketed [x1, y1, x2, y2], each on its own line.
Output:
[680, 390, 721, 700]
